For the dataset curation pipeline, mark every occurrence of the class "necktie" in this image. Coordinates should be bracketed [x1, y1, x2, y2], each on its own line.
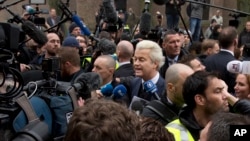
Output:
[168, 59, 175, 66]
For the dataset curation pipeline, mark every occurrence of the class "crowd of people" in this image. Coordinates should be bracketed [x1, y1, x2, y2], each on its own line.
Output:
[2, 0, 250, 141]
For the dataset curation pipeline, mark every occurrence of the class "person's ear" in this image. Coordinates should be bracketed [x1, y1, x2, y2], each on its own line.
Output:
[194, 94, 206, 106]
[167, 83, 175, 93]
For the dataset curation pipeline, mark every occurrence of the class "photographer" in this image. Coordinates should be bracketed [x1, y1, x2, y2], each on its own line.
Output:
[20, 32, 61, 72]
[57, 47, 84, 83]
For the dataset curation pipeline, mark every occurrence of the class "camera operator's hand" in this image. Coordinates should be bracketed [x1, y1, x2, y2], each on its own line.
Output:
[22, 12, 30, 21]
[77, 97, 85, 107]
[20, 63, 31, 72]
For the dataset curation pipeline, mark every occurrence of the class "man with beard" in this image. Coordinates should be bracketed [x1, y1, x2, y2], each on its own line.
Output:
[166, 71, 229, 141]
[20, 32, 61, 71]
[58, 47, 84, 83]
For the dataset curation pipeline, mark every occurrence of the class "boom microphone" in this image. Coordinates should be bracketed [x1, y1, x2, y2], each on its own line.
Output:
[103, 0, 118, 24]
[73, 72, 103, 91]
[143, 80, 161, 100]
[139, 12, 151, 35]
[72, 15, 91, 36]
[227, 60, 250, 74]
[21, 21, 48, 46]
[112, 84, 127, 99]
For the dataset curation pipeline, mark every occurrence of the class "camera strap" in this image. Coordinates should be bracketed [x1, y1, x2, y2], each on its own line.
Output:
[16, 94, 39, 123]
[67, 87, 79, 109]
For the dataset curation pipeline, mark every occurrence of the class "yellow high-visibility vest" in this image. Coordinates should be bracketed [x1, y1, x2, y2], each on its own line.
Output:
[166, 119, 195, 141]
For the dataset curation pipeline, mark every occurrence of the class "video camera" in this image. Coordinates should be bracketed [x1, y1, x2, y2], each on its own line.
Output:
[22, 4, 48, 26]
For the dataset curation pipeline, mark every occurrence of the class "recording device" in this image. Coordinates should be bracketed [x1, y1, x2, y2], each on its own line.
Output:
[21, 20, 48, 46]
[11, 120, 50, 141]
[41, 57, 61, 73]
[72, 14, 91, 36]
[227, 60, 250, 74]
[140, 0, 152, 35]
[22, 4, 47, 25]
[143, 80, 161, 100]
[73, 72, 102, 92]
[111, 84, 127, 99]
[102, 0, 118, 24]
[229, 13, 247, 19]
[101, 83, 113, 97]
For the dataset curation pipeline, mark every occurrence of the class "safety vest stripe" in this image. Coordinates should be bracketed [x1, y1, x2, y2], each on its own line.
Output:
[167, 122, 189, 141]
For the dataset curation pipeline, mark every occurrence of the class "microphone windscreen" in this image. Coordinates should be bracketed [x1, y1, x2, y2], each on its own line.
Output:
[21, 21, 48, 46]
[153, 0, 167, 5]
[103, 0, 118, 24]
[74, 72, 103, 90]
[139, 12, 151, 35]
[242, 61, 250, 74]
[112, 84, 127, 99]
[101, 83, 113, 97]
[143, 80, 157, 94]
[227, 60, 242, 74]
[72, 15, 91, 36]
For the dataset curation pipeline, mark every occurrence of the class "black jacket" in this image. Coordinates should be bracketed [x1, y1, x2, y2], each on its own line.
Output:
[238, 29, 250, 47]
[233, 99, 250, 116]
[165, 0, 186, 15]
[160, 48, 188, 79]
[141, 95, 180, 126]
[178, 106, 203, 141]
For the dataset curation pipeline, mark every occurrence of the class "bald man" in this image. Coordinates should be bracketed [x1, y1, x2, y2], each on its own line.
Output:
[141, 63, 194, 125]
[114, 40, 135, 78]
[92, 55, 116, 87]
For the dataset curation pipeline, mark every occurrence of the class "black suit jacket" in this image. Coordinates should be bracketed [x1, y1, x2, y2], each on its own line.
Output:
[46, 16, 60, 27]
[160, 48, 188, 79]
[114, 63, 134, 78]
[204, 50, 236, 93]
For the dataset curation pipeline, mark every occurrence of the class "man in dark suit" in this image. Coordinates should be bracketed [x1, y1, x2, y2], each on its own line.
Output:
[114, 40, 134, 78]
[46, 8, 60, 28]
[160, 30, 188, 79]
[130, 40, 165, 102]
[204, 26, 238, 94]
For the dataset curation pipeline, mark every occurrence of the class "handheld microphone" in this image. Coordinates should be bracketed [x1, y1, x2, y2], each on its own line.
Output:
[139, 11, 151, 35]
[112, 84, 127, 99]
[143, 80, 161, 100]
[153, 0, 167, 5]
[103, 0, 118, 24]
[131, 101, 144, 115]
[21, 21, 48, 46]
[100, 83, 113, 97]
[72, 14, 91, 36]
[227, 60, 250, 74]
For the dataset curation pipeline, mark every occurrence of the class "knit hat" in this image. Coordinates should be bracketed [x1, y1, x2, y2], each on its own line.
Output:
[62, 36, 80, 48]
[68, 22, 79, 33]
